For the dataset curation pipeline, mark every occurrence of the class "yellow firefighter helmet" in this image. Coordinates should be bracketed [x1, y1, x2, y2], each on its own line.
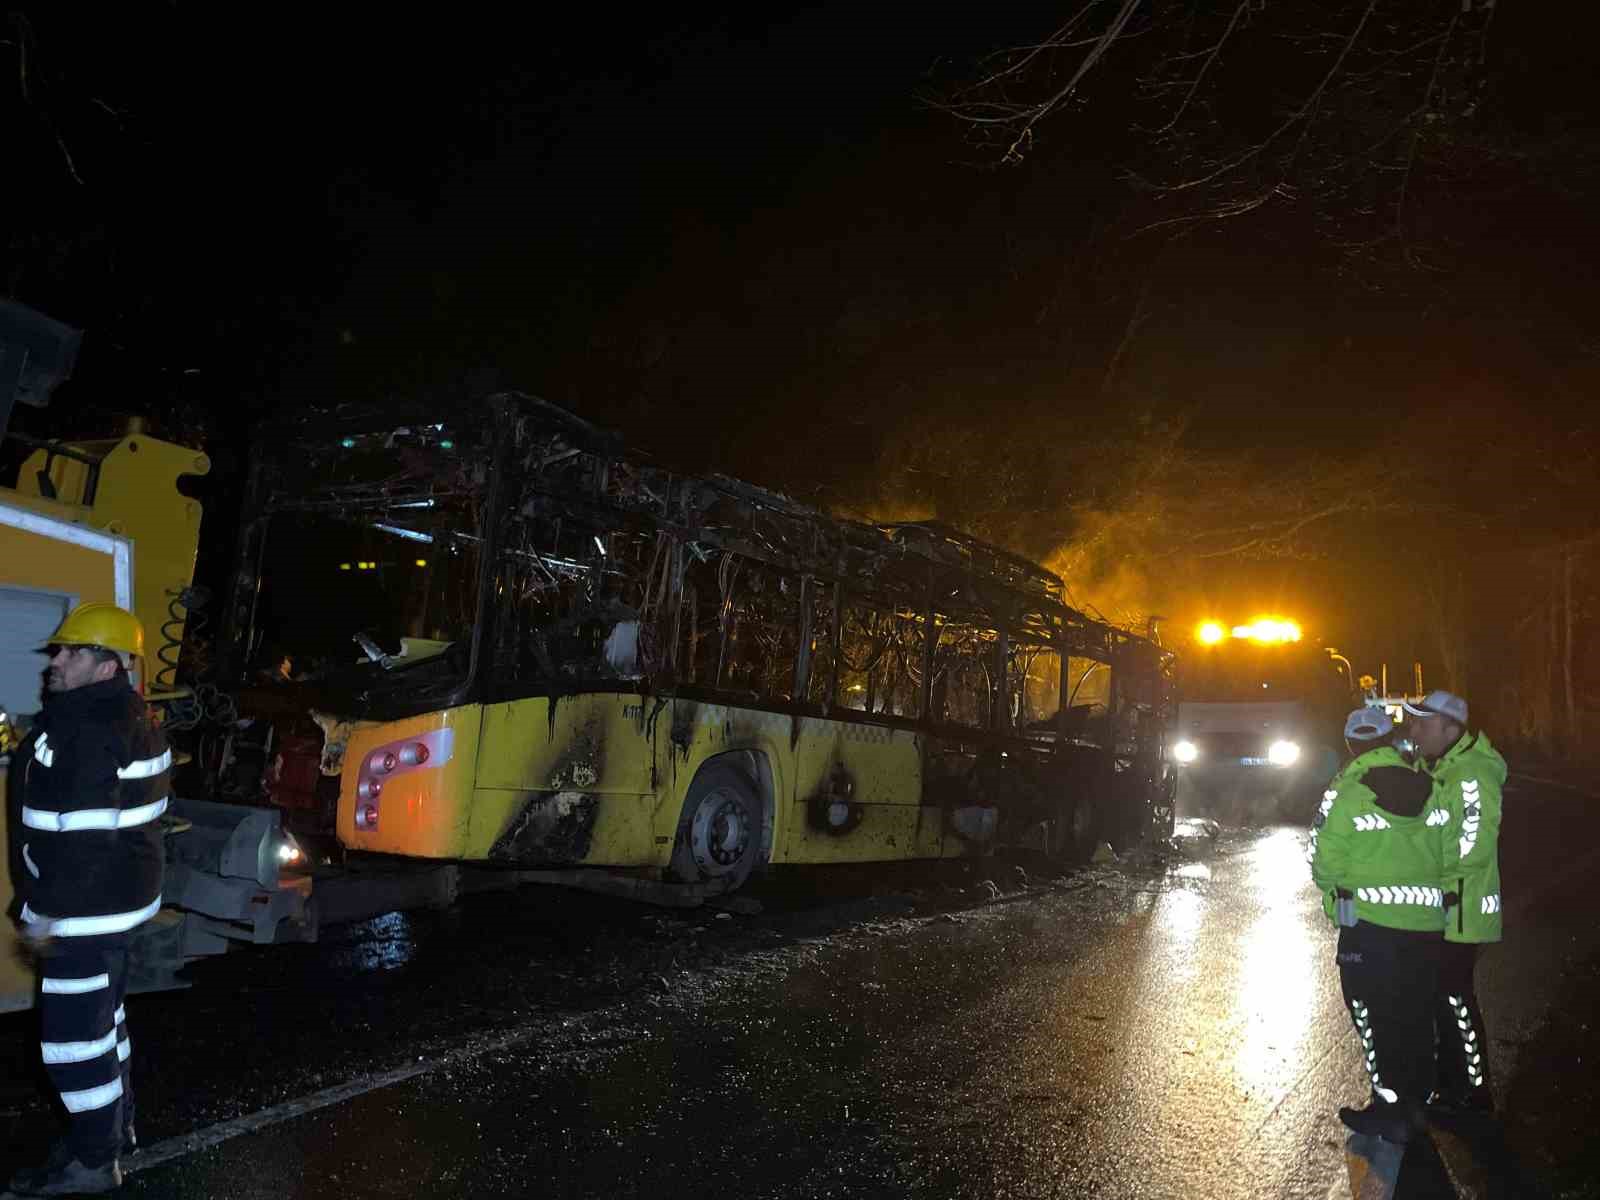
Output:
[46, 602, 146, 658]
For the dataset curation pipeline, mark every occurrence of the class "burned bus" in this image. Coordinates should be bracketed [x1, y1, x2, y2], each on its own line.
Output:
[213, 392, 1176, 897]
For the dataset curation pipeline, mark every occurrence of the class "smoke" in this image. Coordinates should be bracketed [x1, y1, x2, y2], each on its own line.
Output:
[1043, 497, 1173, 631]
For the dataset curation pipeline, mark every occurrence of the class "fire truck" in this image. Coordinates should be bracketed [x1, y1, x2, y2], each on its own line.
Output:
[1170, 618, 1355, 821]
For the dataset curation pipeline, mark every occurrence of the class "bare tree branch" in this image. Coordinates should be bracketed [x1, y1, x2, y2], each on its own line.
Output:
[937, 1, 1511, 266]
[1151, 0, 1251, 135]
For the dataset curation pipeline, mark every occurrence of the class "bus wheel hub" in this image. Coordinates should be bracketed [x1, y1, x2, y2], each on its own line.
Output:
[693, 792, 749, 872]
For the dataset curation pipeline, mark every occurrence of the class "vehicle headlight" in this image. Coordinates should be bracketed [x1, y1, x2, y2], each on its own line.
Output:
[1173, 739, 1199, 764]
[1267, 739, 1301, 766]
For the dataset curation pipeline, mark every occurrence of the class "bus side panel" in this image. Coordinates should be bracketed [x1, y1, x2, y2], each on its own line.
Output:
[727, 711, 935, 866]
[467, 694, 664, 866]
[782, 803, 944, 865]
[338, 706, 484, 857]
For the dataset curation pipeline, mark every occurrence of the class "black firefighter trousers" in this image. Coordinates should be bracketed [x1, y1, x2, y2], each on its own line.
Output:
[1336, 920, 1441, 1106]
[36, 933, 135, 1166]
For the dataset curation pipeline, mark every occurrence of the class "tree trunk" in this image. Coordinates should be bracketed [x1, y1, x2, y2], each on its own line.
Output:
[1565, 548, 1576, 752]
[1547, 561, 1560, 755]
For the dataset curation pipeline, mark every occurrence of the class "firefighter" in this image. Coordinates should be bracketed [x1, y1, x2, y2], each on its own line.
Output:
[1309, 707, 1443, 1144]
[9, 603, 167, 1196]
[1405, 689, 1506, 1115]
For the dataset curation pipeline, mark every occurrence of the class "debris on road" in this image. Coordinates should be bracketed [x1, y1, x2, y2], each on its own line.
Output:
[707, 896, 764, 916]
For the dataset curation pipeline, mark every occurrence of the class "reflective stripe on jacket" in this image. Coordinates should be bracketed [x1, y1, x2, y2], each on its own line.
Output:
[1429, 731, 1507, 944]
[17, 677, 166, 935]
[1309, 745, 1445, 933]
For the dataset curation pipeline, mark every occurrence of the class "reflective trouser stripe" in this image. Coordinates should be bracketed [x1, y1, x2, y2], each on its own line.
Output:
[42, 1028, 119, 1064]
[1350, 1000, 1385, 1094]
[117, 1037, 131, 1063]
[60, 1077, 124, 1114]
[1448, 994, 1486, 1088]
[41, 974, 110, 995]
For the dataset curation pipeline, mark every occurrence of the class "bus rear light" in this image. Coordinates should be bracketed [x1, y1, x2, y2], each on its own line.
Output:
[351, 728, 453, 836]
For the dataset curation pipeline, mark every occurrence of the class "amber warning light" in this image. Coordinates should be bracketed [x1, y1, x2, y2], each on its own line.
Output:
[1195, 617, 1302, 645]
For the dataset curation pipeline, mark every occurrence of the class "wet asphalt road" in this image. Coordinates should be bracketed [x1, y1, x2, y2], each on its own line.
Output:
[5, 777, 1599, 1199]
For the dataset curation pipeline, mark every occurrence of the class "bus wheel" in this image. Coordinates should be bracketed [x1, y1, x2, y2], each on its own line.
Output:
[1147, 783, 1177, 842]
[1048, 790, 1098, 862]
[1174, 771, 1212, 819]
[669, 762, 766, 891]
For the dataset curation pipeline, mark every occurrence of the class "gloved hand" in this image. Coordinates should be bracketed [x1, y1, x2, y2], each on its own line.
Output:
[19, 915, 59, 951]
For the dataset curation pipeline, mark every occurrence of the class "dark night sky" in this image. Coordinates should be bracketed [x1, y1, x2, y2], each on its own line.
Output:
[5, 3, 1599, 682]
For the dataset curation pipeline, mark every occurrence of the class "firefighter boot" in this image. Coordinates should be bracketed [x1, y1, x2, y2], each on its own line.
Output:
[6, 1142, 68, 1195]
[7, 1150, 122, 1196]
[1338, 1097, 1426, 1144]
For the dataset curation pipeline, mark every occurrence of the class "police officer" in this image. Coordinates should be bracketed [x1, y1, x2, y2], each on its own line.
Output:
[9, 604, 167, 1196]
[1405, 689, 1505, 1114]
[1309, 707, 1443, 1144]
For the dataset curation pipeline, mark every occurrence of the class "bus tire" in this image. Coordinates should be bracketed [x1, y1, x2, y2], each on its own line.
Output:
[1048, 789, 1099, 862]
[668, 761, 766, 891]
[1148, 776, 1177, 842]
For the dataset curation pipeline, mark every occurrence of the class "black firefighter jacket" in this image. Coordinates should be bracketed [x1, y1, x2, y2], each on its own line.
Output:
[16, 677, 167, 936]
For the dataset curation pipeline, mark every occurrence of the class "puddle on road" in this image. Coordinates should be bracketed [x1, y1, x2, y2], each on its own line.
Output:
[327, 911, 419, 974]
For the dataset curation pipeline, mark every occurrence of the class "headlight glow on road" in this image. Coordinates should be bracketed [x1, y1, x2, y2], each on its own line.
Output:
[1267, 740, 1300, 767]
[1173, 739, 1199, 764]
[1234, 827, 1319, 1095]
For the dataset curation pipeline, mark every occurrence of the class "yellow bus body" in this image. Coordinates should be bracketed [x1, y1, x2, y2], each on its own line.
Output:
[338, 695, 956, 869]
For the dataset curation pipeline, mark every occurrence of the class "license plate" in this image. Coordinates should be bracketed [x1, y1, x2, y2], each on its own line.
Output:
[1238, 756, 1268, 766]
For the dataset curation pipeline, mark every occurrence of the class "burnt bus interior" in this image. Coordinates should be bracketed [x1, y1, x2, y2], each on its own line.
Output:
[214, 393, 1177, 853]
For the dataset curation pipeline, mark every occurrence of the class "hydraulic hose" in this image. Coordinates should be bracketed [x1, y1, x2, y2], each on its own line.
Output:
[155, 585, 211, 690]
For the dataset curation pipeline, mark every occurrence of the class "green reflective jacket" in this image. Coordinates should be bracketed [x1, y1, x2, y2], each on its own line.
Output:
[1309, 746, 1447, 933]
[1427, 731, 1507, 944]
